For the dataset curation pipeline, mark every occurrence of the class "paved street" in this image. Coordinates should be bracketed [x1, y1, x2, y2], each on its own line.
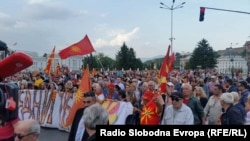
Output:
[39, 127, 69, 141]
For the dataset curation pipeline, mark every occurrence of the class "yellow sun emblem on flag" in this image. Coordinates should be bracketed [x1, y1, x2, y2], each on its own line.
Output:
[75, 89, 84, 103]
[140, 106, 154, 124]
[71, 46, 81, 53]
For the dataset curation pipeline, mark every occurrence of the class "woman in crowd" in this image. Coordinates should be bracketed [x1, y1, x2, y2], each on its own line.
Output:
[194, 86, 208, 108]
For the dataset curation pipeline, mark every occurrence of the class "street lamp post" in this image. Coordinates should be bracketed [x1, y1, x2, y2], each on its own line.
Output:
[160, 0, 186, 52]
[229, 43, 238, 78]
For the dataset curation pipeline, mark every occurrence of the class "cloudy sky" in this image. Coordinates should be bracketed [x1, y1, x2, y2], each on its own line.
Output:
[0, 0, 250, 59]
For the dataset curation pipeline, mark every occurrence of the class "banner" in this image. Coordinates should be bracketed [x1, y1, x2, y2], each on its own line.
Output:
[18, 89, 133, 132]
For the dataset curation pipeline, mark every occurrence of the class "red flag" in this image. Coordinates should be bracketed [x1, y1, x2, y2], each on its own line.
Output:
[55, 62, 62, 75]
[64, 65, 91, 127]
[44, 46, 55, 75]
[168, 52, 176, 73]
[158, 45, 171, 78]
[59, 34, 95, 59]
[158, 45, 171, 94]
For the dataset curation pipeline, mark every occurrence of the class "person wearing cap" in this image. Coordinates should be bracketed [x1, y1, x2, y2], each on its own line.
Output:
[140, 91, 163, 125]
[238, 80, 250, 110]
[161, 91, 194, 125]
[220, 92, 245, 125]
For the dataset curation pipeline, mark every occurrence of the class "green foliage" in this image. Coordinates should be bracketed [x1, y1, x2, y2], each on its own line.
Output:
[189, 39, 219, 69]
[115, 42, 143, 70]
[144, 58, 163, 70]
[83, 53, 116, 71]
[96, 53, 116, 70]
[83, 53, 98, 70]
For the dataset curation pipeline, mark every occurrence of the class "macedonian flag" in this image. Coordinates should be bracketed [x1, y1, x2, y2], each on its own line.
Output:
[44, 46, 55, 75]
[158, 45, 171, 94]
[64, 65, 91, 127]
[59, 34, 96, 59]
[140, 102, 160, 125]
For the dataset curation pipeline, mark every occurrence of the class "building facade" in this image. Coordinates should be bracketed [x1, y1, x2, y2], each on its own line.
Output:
[216, 55, 247, 75]
[18, 50, 84, 72]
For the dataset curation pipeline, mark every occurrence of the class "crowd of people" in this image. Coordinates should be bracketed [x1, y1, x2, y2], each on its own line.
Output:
[1, 68, 250, 141]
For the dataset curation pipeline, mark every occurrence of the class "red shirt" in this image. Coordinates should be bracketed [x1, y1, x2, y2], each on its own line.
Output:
[0, 118, 19, 140]
[183, 98, 189, 105]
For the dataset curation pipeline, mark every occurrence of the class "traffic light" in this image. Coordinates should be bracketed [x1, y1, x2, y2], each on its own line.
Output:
[199, 7, 205, 21]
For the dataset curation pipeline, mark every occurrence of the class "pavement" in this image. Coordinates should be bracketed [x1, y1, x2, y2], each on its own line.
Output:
[39, 127, 69, 141]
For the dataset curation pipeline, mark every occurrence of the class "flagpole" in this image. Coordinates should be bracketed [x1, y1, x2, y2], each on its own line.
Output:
[94, 51, 105, 72]
[97, 58, 105, 72]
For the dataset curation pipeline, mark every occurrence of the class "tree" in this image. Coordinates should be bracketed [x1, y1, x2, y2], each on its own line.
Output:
[116, 42, 143, 70]
[173, 52, 181, 69]
[96, 53, 116, 70]
[83, 53, 98, 70]
[189, 39, 219, 69]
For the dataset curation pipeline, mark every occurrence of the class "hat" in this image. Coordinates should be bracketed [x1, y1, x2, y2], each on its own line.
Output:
[167, 82, 174, 87]
[239, 81, 248, 88]
[142, 91, 154, 101]
[170, 91, 183, 99]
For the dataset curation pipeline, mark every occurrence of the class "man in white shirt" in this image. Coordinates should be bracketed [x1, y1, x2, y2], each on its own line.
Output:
[161, 91, 194, 125]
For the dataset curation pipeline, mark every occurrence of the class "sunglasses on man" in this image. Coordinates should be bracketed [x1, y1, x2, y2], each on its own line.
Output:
[171, 97, 181, 102]
[14, 132, 37, 140]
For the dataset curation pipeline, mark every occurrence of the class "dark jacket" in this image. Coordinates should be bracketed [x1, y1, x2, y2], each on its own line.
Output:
[221, 104, 245, 125]
[186, 95, 205, 125]
[68, 108, 89, 141]
[87, 133, 96, 141]
[226, 85, 238, 93]
[199, 97, 208, 108]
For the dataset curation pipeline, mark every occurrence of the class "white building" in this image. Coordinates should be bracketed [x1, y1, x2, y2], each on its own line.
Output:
[18, 50, 84, 72]
[216, 48, 248, 75]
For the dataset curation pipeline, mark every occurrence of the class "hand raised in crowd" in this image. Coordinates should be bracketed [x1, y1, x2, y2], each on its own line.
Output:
[153, 93, 164, 106]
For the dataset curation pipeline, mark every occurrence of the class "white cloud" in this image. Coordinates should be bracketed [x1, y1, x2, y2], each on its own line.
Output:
[95, 39, 109, 48]
[94, 27, 140, 48]
[110, 27, 139, 46]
